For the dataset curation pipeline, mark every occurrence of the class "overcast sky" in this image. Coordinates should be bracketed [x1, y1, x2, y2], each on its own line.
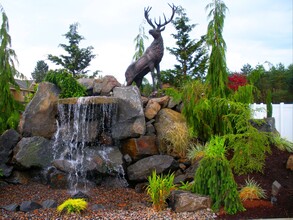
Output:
[1, 0, 292, 84]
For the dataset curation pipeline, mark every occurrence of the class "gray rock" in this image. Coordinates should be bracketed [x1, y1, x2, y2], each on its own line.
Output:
[42, 199, 57, 209]
[1, 203, 19, 212]
[20, 201, 42, 212]
[18, 82, 60, 139]
[0, 129, 21, 164]
[127, 155, 178, 181]
[112, 86, 145, 139]
[0, 164, 13, 177]
[169, 190, 212, 212]
[13, 136, 54, 169]
[93, 75, 121, 95]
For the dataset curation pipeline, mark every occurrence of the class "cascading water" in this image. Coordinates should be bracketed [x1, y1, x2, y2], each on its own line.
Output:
[52, 96, 126, 193]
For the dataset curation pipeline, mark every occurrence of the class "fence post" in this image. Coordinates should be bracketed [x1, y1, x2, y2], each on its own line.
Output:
[279, 103, 284, 135]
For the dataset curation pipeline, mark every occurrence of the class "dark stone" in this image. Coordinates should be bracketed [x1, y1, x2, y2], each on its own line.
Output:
[0, 129, 21, 164]
[127, 155, 178, 181]
[42, 200, 57, 209]
[91, 204, 105, 211]
[1, 203, 20, 212]
[71, 191, 90, 201]
[0, 164, 13, 177]
[19, 201, 42, 212]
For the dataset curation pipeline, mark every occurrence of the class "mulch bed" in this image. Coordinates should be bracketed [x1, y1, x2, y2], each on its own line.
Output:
[0, 147, 292, 219]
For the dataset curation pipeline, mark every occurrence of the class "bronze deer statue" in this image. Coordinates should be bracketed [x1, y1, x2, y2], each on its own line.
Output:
[125, 4, 177, 90]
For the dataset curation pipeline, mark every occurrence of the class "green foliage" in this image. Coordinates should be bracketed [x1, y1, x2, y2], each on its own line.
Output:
[0, 168, 3, 177]
[270, 134, 293, 152]
[205, 0, 229, 97]
[133, 20, 148, 61]
[48, 23, 96, 77]
[57, 198, 87, 214]
[266, 90, 272, 117]
[162, 87, 182, 103]
[187, 143, 206, 162]
[192, 136, 245, 214]
[166, 6, 208, 84]
[239, 177, 266, 201]
[178, 181, 193, 191]
[31, 60, 49, 83]
[0, 6, 24, 134]
[229, 84, 255, 104]
[146, 170, 176, 211]
[44, 69, 86, 98]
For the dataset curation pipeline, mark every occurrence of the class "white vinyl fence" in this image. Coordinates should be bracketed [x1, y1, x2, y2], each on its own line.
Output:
[250, 103, 293, 142]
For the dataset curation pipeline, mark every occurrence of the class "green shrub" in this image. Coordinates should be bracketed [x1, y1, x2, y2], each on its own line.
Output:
[146, 170, 176, 211]
[44, 69, 86, 98]
[187, 143, 206, 163]
[266, 90, 273, 117]
[239, 177, 266, 201]
[270, 134, 293, 152]
[178, 181, 193, 191]
[57, 198, 87, 214]
[192, 136, 245, 215]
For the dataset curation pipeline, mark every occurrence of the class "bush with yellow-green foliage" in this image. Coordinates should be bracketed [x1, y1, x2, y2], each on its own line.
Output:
[57, 198, 87, 214]
[146, 171, 176, 211]
[187, 142, 206, 163]
[239, 177, 266, 201]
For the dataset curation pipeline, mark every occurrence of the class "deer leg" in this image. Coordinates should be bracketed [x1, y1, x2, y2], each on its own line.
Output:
[155, 64, 162, 89]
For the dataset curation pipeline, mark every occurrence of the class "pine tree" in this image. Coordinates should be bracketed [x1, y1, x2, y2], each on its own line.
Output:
[48, 23, 96, 77]
[31, 60, 49, 83]
[166, 6, 208, 87]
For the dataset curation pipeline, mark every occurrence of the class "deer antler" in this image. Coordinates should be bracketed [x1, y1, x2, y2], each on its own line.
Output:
[144, 6, 156, 29]
[144, 4, 177, 31]
[155, 3, 177, 31]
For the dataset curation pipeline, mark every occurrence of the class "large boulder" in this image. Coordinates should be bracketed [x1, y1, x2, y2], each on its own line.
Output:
[112, 86, 145, 139]
[127, 155, 178, 181]
[19, 82, 60, 139]
[154, 108, 188, 157]
[93, 75, 121, 95]
[12, 136, 54, 169]
[169, 190, 212, 212]
[0, 129, 21, 164]
[121, 136, 159, 161]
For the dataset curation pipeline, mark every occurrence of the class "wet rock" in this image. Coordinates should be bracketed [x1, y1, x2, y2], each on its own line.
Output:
[0, 164, 13, 177]
[19, 82, 60, 139]
[42, 199, 57, 209]
[72, 191, 90, 201]
[121, 136, 159, 161]
[169, 190, 212, 212]
[13, 136, 54, 169]
[112, 86, 145, 139]
[48, 169, 68, 189]
[5, 170, 30, 185]
[127, 155, 178, 181]
[20, 201, 42, 212]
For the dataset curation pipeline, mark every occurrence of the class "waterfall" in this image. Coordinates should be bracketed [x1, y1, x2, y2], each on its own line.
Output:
[52, 96, 125, 193]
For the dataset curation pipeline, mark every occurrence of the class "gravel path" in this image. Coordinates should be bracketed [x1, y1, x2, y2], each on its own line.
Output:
[0, 182, 216, 219]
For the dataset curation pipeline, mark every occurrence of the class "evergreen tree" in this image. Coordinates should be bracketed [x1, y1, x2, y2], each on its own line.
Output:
[0, 5, 24, 133]
[165, 6, 208, 87]
[48, 23, 96, 77]
[31, 60, 49, 82]
[205, 0, 229, 97]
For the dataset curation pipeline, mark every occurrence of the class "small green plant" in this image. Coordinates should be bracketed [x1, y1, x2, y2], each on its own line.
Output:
[187, 143, 206, 163]
[239, 177, 266, 201]
[192, 136, 245, 215]
[178, 181, 193, 191]
[57, 198, 87, 214]
[271, 134, 293, 152]
[146, 170, 176, 211]
[44, 69, 86, 98]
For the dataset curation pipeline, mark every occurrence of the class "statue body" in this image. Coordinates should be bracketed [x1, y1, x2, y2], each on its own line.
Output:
[125, 4, 177, 90]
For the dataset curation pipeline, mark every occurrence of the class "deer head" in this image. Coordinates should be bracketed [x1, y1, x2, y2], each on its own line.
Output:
[144, 3, 177, 39]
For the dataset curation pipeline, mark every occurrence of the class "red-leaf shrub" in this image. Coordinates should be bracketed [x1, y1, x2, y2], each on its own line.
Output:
[228, 73, 247, 91]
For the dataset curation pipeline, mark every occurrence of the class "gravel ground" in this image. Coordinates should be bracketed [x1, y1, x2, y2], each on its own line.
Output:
[0, 182, 216, 220]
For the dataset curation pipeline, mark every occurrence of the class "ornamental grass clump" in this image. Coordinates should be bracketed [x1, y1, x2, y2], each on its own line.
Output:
[57, 198, 87, 214]
[192, 136, 245, 215]
[187, 143, 206, 163]
[239, 177, 267, 201]
[146, 170, 176, 211]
